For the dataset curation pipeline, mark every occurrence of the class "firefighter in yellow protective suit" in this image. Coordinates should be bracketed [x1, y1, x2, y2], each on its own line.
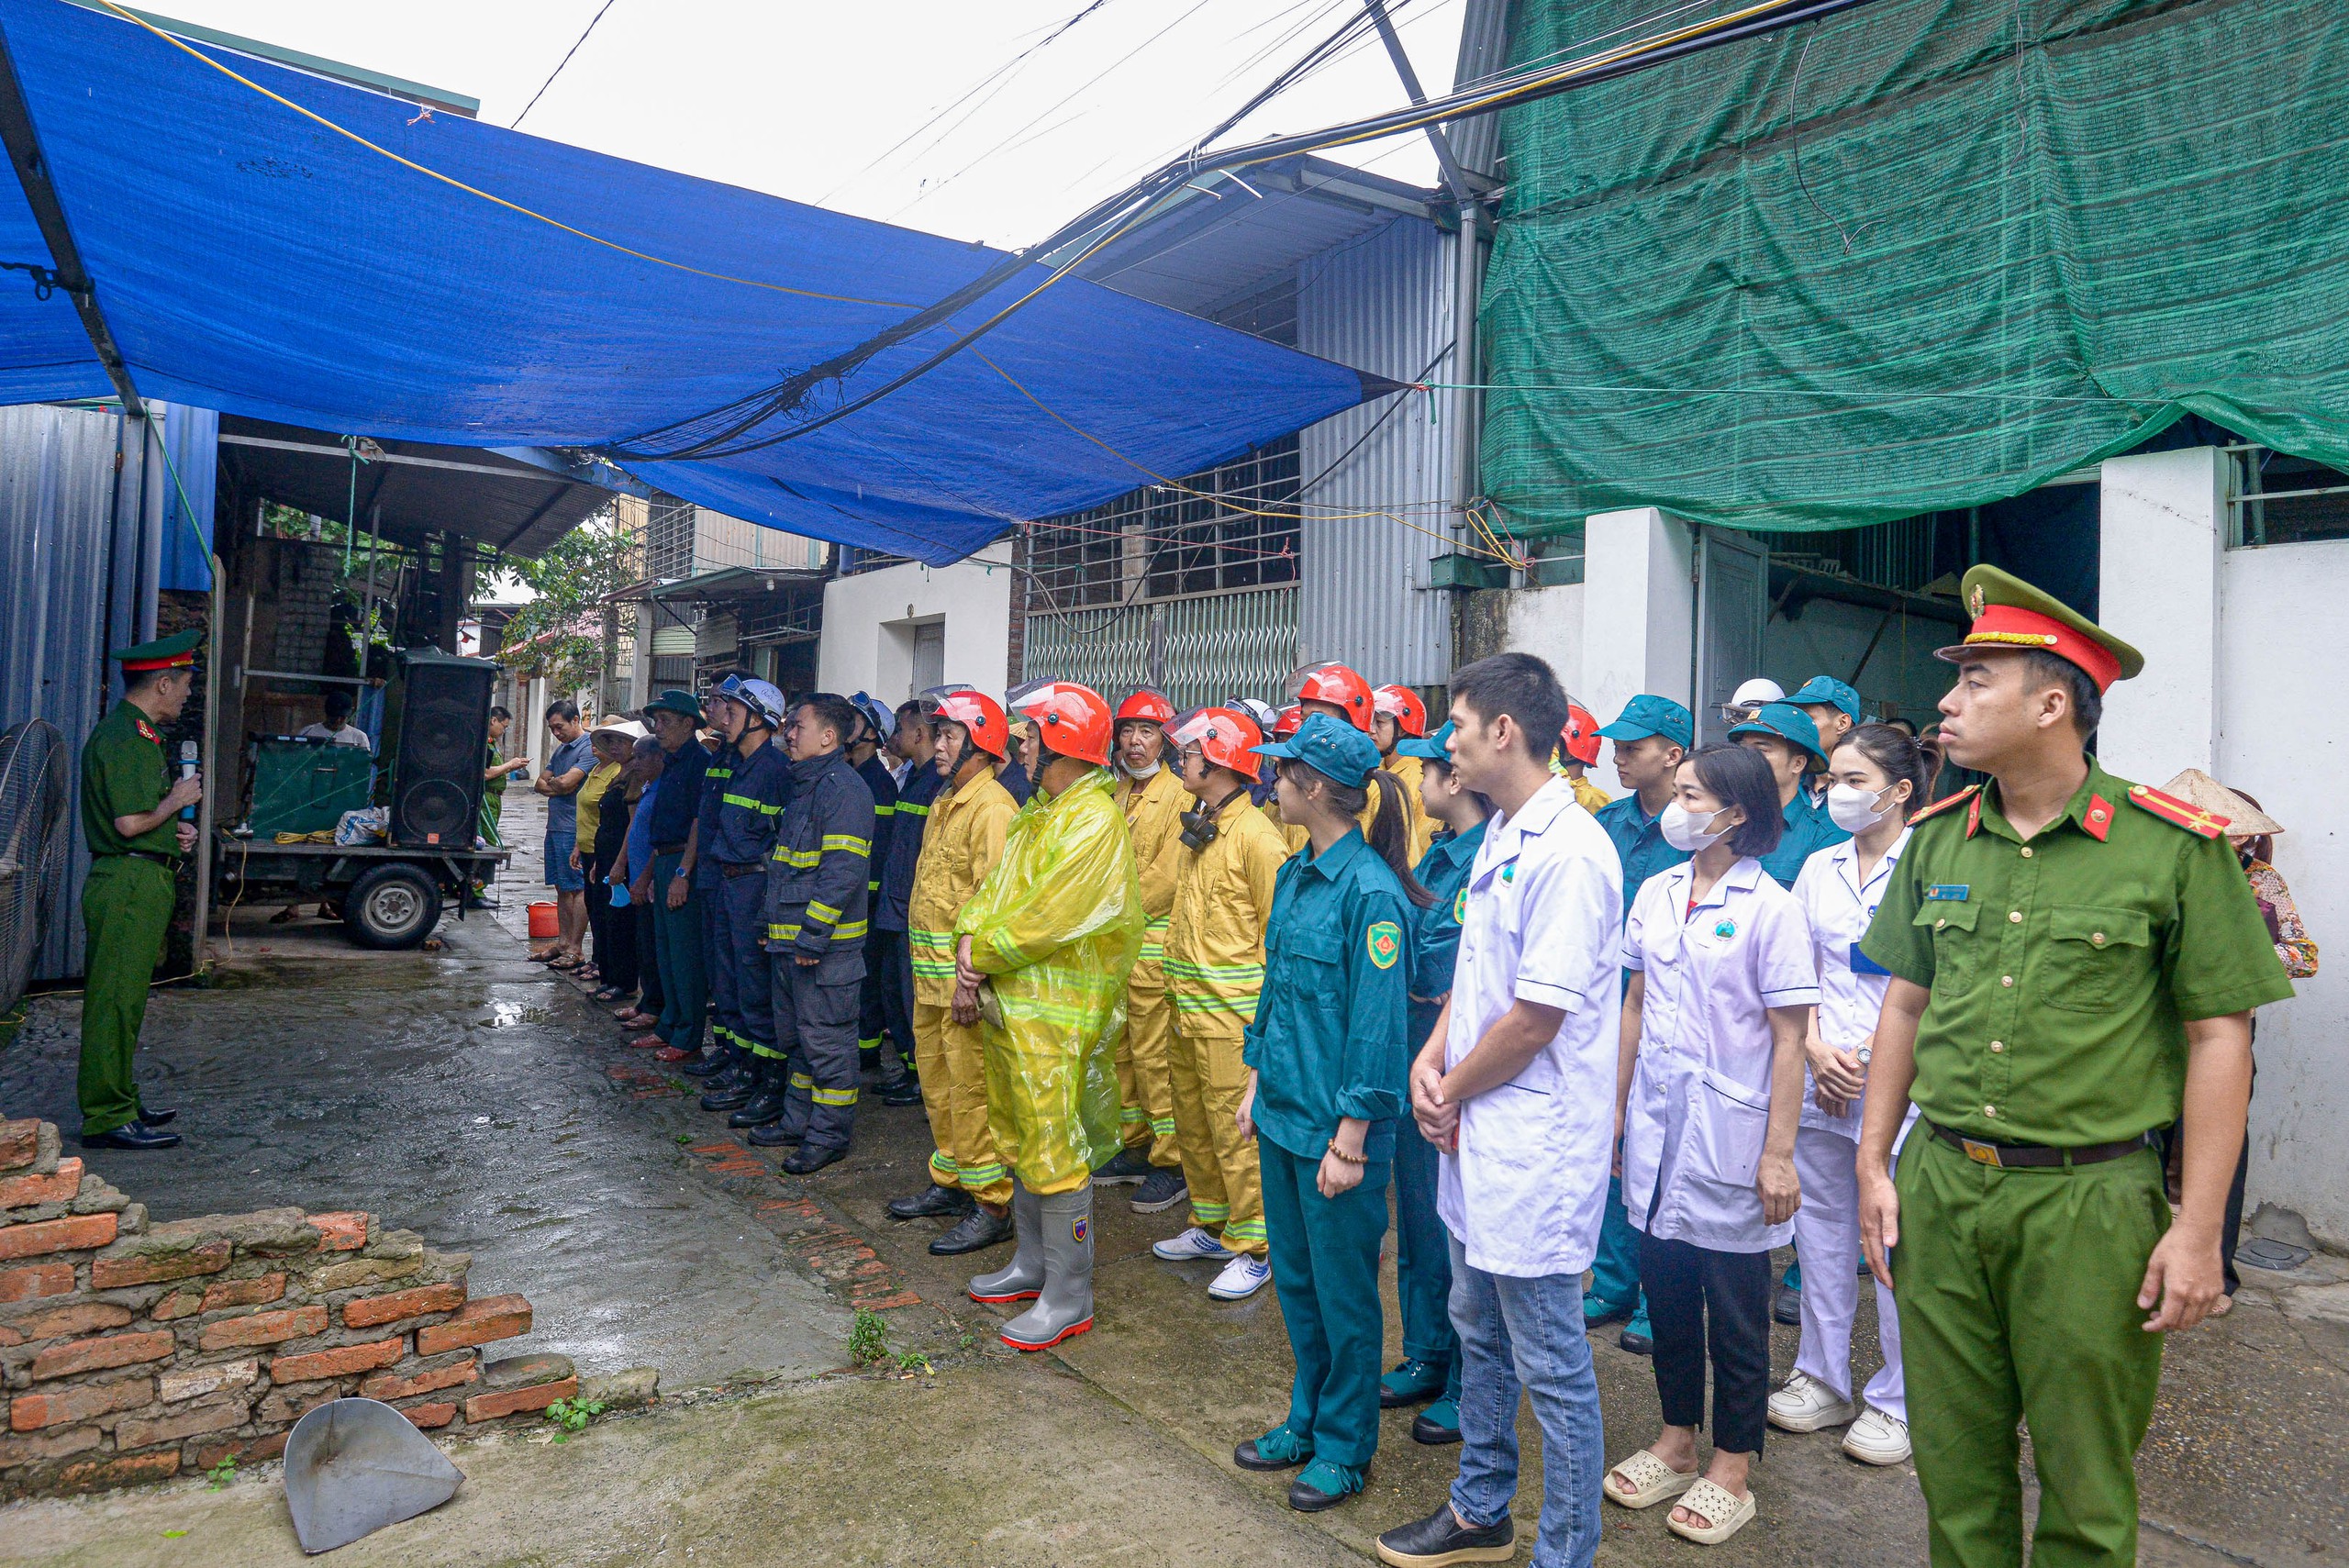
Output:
[1095, 687, 1190, 1207]
[1154, 705, 1289, 1297]
[1373, 684, 1438, 862]
[890, 688, 1022, 1258]
[956, 680, 1144, 1351]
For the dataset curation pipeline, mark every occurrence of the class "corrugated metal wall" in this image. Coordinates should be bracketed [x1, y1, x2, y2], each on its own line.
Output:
[0, 405, 127, 981]
[1297, 216, 1457, 688]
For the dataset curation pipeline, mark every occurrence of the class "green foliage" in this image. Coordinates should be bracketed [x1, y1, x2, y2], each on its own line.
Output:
[847, 1307, 890, 1368]
[205, 1456, 237, 1491]
[498, 506, 636, 696]
[893, 1351, 933, 1375]
[543, 1396, 607, 1444]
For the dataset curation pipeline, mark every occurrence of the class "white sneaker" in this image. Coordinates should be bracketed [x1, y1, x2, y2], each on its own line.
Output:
[1208, 1253, 1271, 1300]
[1842, 1406, 1911, 1465]
[1152, 1226, 1234, 1262]
[1765, 1372, 1856, 1433]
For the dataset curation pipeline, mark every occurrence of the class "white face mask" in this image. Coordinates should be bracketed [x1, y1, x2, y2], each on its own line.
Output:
[1122, 759, 1161, 780]
[1827, 782, 1901, 834]
[1660, 801, 1732, 852]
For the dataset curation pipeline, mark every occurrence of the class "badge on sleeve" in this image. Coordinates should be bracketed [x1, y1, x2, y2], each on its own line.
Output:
[1367, 921, 1402, 970]
[1452, 887, 1466, 924]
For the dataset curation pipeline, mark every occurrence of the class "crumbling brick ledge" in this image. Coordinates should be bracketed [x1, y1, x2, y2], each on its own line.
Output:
[0, 1113, 653, 1499]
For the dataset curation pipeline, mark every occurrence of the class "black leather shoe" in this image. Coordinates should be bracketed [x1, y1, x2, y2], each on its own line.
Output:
[82, 1119, 181, 1151]
[698, 1081, 755, 1113]
[728, 1067, 787, 1128]
[879, 1076, 925, 1107]
[1374, 1503, 1515, 1566]
[928, 1205, 1014, 1255]
[746, 1121, 804, 1149]
[889, 1184, 973, 1221]
[677, 1050, 722, 1078]
[1774, 1279, 1803, 1326]
[781, 1143, 845, 1176]
[1411, 1408, 1464, 1446]
[136, 1104, 177, 1127]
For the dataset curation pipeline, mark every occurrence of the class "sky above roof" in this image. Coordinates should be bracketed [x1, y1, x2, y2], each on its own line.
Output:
[139, 0, 1466, 250]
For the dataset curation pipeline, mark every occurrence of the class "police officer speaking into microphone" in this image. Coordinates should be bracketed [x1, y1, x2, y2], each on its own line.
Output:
[1856, 566, 2292, 1568]
[77, 628, 206, 1151]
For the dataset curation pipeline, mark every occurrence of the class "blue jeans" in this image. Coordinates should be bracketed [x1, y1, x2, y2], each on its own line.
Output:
[543, 828, 584, 892]
[1448, 1237, 1605, 1568]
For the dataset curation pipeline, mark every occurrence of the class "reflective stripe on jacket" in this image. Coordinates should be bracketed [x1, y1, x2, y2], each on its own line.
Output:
[764, 750, 876, 956]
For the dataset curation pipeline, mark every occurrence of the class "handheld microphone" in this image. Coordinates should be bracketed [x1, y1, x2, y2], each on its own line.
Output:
[178, 741, 199, 821]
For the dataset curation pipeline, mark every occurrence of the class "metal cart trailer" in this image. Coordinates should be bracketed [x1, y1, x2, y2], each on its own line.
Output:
[211, 834, 509, 950]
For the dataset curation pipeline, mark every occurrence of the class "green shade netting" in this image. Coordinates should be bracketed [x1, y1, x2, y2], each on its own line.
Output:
[1479, 0, 2349, 534]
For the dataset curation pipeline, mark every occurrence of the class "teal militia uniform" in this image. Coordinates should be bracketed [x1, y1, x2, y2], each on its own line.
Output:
[1861, 566, 2290, 1568]
[1390, 818, 1484, 1409]
[1243, 827, 1413, 1479]
[77, 648, 193, 1138]
[1764, 788, 1848, 888]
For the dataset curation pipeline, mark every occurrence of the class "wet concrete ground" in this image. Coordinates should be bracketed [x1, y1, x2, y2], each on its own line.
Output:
[2, 787, 2343, 1562]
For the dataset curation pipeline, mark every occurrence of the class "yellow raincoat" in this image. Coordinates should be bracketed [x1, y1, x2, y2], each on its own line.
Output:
[955, 766, 1145, 1195]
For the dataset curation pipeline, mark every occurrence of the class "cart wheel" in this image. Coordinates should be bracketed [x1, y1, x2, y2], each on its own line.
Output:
[343, 864, 443, 950]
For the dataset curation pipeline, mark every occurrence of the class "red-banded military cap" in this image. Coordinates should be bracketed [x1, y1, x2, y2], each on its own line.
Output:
[1934, 565, 2143, 694]
[111, 628, 202, 672]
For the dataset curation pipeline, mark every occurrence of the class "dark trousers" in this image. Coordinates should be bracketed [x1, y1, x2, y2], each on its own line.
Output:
[1638, 1231, 1772, 1454]
[584, 869, 639, 994]
[633, 899, 663, 1015]
[711, 871, 776, 1056]
[650, 851, 707, 1052]
[873, 928, 916, 1077]
[1396, 1002, 1455, 1373]
[1261, 1138, 1391, 1468]
[776, 945, 865, 1151]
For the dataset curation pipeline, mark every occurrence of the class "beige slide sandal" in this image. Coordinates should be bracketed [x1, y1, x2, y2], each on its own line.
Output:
[1665, 1479, 1756, 1545]
[1603, 1450, 1699, 1509]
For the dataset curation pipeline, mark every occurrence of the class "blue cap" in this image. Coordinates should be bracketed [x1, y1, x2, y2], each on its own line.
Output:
[1397, 719, 1453, 761]
[1727, 701, 1828, 769]
[1596, 695, 1694, 751]
[1253, 711, 1380, 787]
[1787, 675, 1862, 721]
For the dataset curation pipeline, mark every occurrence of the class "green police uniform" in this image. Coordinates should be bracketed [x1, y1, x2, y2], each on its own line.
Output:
[78, 630, 200, 1140]
[1860, 569, 2291, 1568]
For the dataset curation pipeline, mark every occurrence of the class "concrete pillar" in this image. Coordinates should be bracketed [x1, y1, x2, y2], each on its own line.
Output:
[2095, 448, 2226, 781]
[1578, 506, 1695, 723]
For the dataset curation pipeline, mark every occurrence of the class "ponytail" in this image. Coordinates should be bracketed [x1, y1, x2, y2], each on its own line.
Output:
[1274, 760, 1437, 907]
[1838, 723, 1942, 809]
[1367, 770, 1437, 908]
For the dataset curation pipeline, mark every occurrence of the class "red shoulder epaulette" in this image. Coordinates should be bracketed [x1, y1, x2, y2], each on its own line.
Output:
[1907, 784, 1980, 828]
[2125, 783, 2229, 840]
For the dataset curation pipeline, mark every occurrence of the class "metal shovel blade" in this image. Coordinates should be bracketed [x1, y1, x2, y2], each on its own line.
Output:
[283, 1397, 465, 1553]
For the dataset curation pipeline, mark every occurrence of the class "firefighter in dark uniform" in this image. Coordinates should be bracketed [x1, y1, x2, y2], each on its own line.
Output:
[1858, 566, 2293, 1568]
[761, 692, 879, 1173]
[846, 693, 902, 1085]
[873, 699, 943, 1109]
[695, 677, 793, 1117]
[76, 629, 204, 1151]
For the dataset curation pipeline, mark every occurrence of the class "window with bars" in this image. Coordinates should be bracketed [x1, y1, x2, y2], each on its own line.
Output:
[1027, 436, 1301, 611]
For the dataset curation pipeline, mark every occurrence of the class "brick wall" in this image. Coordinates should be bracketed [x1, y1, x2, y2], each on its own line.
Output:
[0, 1115, 630, 1499]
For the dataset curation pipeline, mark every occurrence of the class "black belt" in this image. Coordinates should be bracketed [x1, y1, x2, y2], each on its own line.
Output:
[718, 860, 764, 880]
[1928, 1120, 2149, 1170]
[110, 850, 181, 871]
[653, 840, 689, 854]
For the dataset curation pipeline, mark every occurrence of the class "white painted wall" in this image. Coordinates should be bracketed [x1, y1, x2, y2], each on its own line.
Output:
[1503, 582, 1586, 699]
[2215, 538, 2349, 1246]
[2097, 448, 2227, 781]
[1579, 506, 1695, 729]
[818, 543, 1013, 702]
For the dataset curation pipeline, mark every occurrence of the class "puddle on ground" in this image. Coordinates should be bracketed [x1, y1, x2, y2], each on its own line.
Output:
[480, 1002, 557, 1029]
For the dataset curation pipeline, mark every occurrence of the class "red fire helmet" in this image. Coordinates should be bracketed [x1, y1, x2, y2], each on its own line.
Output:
[921, 686, 1009, 761]
[1114, 687, 1176, 727]
[1373, 684, 1428, 739]
[1008, 679, 1114, 767]
[1561, 701, 1601, 766]
[1167, 706, 1266, 781]
[1291, 661, 1373, 733]
[1272, 705, 1303, 740]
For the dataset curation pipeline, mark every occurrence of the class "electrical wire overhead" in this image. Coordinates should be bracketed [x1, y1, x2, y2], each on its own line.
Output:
[511, 0, 620, 128]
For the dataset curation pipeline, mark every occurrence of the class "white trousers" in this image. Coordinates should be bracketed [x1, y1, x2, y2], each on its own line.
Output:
[1790, 1124, 1906, 1421]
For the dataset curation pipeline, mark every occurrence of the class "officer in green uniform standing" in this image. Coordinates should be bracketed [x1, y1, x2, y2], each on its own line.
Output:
[78, 628, 206, 1151]
[1857, 566, 2291, 1568]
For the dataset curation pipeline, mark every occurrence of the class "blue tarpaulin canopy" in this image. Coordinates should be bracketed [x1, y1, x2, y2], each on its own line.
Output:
[0, 0, 1386, 563]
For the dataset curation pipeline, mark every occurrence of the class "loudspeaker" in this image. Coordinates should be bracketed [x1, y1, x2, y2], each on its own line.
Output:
[386, 650, 495, 849]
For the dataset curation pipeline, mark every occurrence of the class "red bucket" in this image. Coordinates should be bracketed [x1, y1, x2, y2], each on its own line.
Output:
[526, 901, 559, 940]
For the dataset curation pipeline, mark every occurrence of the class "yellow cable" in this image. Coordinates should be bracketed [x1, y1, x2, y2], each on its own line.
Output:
[89, 0, 918, 309]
